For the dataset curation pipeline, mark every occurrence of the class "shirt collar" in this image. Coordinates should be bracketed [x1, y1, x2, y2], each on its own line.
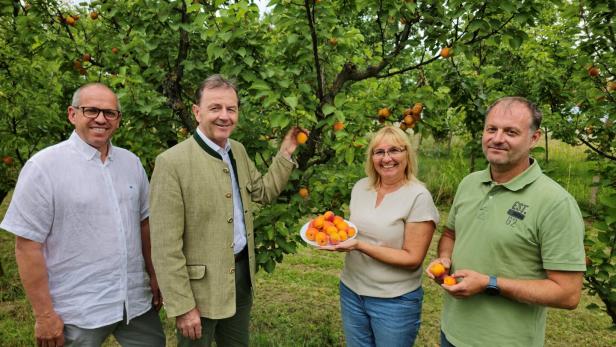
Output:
[196, 128, 230, 154]
[480, 158, 542, 191]
[68, 131, 114, 161]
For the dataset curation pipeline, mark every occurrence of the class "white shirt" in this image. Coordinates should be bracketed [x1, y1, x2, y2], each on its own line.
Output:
[0, 132, 152, 328]
[196, 128, 247, 254]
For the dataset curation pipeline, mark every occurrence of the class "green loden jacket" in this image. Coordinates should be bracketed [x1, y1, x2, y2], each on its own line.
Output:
[149, 134, 294, 319]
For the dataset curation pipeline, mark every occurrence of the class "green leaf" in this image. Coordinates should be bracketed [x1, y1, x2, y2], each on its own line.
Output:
[334, 93, 347, 108]
[508, 36, 523, 49]
[270, 112, 290, 129]
[322, 104, 335, 116]
[599, 194, 616, 208]
[187, 4, 202, 13]
[283, 96, 298, 110]
[345, 148, 354, 165]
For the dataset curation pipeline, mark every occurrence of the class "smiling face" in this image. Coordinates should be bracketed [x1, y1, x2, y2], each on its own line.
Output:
[371, 138, 408, 185]
[482, 101, 541, 179]
[68, 85, 121, 155]
[193, 86, 238, 147]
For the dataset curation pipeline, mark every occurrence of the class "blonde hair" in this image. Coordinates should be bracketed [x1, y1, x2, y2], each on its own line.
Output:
[364, 125, 418, 189]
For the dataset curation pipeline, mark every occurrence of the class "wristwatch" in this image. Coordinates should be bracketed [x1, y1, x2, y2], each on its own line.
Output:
[485, 275, 500, 296]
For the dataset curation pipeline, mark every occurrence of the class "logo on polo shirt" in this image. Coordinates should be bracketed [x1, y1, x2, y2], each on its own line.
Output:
[506, 201, 528, 226]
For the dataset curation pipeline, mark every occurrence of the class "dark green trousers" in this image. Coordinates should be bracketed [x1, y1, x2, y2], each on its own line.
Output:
[177, 251, 252, 347]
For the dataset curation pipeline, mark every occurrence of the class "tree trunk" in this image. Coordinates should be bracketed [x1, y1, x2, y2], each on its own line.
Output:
[543, 127, 549, 163]
[0, 190, 7, 206]
[469, 149, 476, 173]
[590, 175, 600, 205]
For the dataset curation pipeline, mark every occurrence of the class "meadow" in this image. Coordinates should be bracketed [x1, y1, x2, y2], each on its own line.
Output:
[1, 137, 614, 346]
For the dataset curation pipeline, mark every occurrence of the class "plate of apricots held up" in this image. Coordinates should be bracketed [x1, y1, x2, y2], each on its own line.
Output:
[300, 211, 358, 247]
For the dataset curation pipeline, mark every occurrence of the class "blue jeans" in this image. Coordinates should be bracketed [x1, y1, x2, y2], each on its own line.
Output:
[340, 281, 423, 347]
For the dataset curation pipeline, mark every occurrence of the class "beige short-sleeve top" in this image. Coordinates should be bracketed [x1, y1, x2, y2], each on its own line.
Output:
[340, 177, 439, 298]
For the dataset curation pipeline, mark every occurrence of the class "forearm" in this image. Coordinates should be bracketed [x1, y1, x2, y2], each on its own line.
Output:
[498, 272, 583, 309]
[250, 153, 294, 203]
[140, 219, 156, 277]
[356, 242, 424, 269]
[437, 227, 455, 259]
[15, 237, 55, 317]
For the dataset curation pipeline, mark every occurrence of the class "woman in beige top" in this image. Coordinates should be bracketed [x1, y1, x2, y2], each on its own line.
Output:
[323, 125, 439, 346]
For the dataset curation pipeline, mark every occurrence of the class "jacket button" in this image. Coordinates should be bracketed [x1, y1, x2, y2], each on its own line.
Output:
[226, 193, 232, 198]
[223, 168, 230, 173]
[230, 268, 235, 274]
[227, 217, 233, 223]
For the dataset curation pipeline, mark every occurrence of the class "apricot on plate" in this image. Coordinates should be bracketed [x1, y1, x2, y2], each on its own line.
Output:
[313, 216, 325, 229]
[315, 232, 328, 246]
[338, 230, 348, 241]
[305, 227, 318, 241]
[329, 232, 341, 245]
[347, 227, 356, 237]
[325, 225, 338, 235]
[323, 211, 335, 222]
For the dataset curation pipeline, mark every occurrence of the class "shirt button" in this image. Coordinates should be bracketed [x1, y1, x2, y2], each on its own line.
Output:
[226, 193, 232, 198]
[223, 168, 230, 174]
[230, 268, 235, 274]
[227, 217, 233, 223]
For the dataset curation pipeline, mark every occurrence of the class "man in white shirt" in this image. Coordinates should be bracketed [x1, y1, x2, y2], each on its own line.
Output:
[0, 83, 165, 347]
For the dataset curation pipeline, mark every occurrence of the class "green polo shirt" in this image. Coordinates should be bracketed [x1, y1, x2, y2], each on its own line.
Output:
[442, 160, 586, 347]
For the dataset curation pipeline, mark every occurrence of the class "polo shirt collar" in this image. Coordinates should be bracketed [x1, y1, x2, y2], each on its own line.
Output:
[481, 158, 542, 191]
[68, 131, 114, 161]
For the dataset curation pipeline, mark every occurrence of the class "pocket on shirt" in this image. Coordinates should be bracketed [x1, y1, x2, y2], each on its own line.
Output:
[186, 265, 207, 279]
[119, 184, 141, 212]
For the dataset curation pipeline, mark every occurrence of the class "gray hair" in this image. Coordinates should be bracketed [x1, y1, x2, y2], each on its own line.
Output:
[195, 74, 239, 106]
[71, 83, 122, 112]
[486, 96, 542, 131]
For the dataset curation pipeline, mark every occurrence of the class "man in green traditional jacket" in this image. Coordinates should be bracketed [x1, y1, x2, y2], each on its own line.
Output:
[149, 74, 302, 346]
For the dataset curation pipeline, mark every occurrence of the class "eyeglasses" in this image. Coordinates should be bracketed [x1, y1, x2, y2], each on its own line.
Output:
[76, 106, 121, 120]
[372, 147, 406, 158]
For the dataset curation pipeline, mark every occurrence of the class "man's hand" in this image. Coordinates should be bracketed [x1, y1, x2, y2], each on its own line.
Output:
[34, 311, 64, 347]
[280, 127, 307, 159]
[425, 257, 452, 280]
[176, 307, 202, 340]
[441, 269, 489, 298]
[149, 274, 163, 312]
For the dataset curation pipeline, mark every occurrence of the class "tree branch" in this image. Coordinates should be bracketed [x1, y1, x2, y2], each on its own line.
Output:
[304, 0, 324, 100]
[578, 135, 616, 161]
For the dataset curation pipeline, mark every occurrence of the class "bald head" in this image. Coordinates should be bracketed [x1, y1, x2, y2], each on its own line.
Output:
[71, 83, 121, 112]
[486, 97, 542, 132]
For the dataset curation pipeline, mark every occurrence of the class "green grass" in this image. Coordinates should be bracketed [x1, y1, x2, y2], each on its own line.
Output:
[1, 137, 615, 346]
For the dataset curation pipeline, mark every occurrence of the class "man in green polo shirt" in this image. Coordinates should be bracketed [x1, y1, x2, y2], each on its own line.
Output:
[426, 96, 586, 347]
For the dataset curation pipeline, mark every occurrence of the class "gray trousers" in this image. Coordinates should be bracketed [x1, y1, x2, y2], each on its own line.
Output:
[64, 307, 165, 347]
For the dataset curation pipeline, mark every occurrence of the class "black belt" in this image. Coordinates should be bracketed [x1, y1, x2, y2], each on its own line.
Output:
[234, 246, 248, 262]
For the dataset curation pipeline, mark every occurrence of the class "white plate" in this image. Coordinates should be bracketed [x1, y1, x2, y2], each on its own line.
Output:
[300, 219, 358, 247]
